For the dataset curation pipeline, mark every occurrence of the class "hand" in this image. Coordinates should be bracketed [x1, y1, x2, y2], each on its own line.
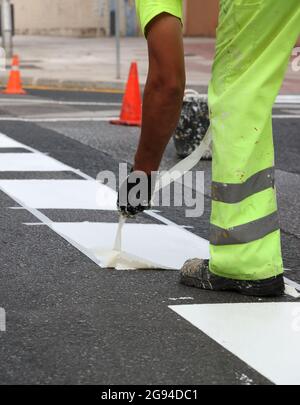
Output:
[117, 170, 156, 218]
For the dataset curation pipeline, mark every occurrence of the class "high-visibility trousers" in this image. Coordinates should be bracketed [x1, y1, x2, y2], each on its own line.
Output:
[209, 0, 300, 280]
[135, 0, 300, 280]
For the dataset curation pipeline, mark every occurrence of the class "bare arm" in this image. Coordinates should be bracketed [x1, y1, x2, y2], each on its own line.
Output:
[133, 13, 186, 174]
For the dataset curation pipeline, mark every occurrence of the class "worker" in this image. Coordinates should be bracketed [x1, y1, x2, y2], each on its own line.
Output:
[118, 0, 300, 297]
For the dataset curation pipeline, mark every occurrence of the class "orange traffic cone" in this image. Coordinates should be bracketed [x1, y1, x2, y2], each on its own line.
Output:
[110, 62, 142, 126]
[2, 55, 26, 95]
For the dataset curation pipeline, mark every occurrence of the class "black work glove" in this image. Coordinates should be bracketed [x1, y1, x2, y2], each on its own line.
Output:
[117, 169, 156, 218]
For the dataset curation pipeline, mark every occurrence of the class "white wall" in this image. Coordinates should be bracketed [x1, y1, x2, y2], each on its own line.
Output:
[11, 0, 116, 37]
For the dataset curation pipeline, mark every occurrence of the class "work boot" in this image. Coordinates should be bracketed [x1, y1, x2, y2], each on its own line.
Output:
[180, 258, 284, 297]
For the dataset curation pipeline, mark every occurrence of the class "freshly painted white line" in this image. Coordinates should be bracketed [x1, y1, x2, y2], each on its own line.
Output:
[50, 222, 210, 270]
[0, 185, 102, 267]
[0, 153, 71, 172]
[170, 303, 300, 385]
[0, 133, 31, 149]
[0, 180, 117, 210]
[0, 132, 299, 287]
[169, 297, 194, 301]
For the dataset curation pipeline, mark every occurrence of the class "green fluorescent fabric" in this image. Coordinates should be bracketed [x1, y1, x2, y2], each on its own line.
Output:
[135, 0, 300, 280]
[209, 0, 300, 280]
[135, 0, 183, 36]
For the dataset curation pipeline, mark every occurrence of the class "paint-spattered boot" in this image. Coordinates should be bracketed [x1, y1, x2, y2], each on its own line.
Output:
[180, 259, 284, 297]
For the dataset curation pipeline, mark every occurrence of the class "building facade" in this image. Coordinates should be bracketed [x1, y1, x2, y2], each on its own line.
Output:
[11, 0, 138, 37]
[11, 0, 219, 38]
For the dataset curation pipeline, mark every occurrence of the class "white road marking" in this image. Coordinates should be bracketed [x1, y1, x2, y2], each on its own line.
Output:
[170, 303, 300, 385]
[50, 222, 209, 270]
[0, 133, 210, 269]
[0, 154, 71, 172]
[0, 180, 117, 210]
[0, 114, 298, 122]
[0, 188, 102, 266]
[273, 115, 300, 119]
[284, 277, 300, 292]
[273, 104, 300, 109]
[275, 95, 300, 104]
[162, 94, 300, 104]
[281, 109, 300, 115]
[284, 285, 300, 299]
[0, 133, 31, 149]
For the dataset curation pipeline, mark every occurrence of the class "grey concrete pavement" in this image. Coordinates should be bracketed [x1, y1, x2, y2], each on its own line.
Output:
[0, 36, 298, 93]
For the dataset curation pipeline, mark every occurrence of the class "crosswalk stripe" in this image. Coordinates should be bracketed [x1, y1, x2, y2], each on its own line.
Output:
[0, 132, 209, 270]
[170, 303, 300, 385]
[51, 222, 209, 270]
[0, 180, 117, 210]
[0, 154, 72, 172]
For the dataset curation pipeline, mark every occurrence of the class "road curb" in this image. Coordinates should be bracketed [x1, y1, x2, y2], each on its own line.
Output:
[0, 76, 208, 94]
[0, 76, 127, 93]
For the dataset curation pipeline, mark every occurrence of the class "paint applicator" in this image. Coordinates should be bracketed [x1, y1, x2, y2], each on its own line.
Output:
[95, 127, 212, 270]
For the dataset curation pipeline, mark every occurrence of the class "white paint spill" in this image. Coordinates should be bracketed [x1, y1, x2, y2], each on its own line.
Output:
[0, 180, 117, 210]
[235, 373, 254, 385]
[0, 153, 71, 172]
[283, 277, 300, 298]
[152, 128, 212, 197]
[170, 303, 300, 385]
[93, 215, 161, 270]
[50, 222, 209, 270]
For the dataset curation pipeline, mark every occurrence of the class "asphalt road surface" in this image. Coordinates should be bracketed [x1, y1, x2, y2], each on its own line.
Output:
[0, 89, 299, 385]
